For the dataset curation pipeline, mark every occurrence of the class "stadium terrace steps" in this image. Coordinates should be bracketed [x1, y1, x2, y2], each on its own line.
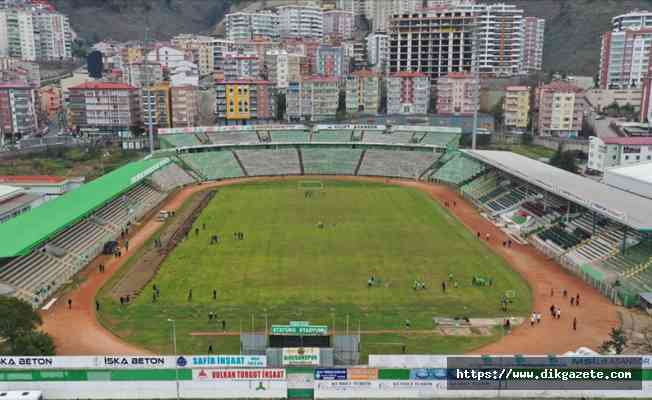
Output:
[207, 132, 260, 145]
[235, 148, 301, 176]
[419, 133, 460, 146]
[149, 163, 196, 192]
[159, 134, 201, 148]
[301, 147, 363, 175]
[362, 132, 415, 144]
[271, 131, 311, 143]
[312, 130, 354, 143]
[431, 153, 486, 185]
[180, 151, 245, 180]
[358, 149, 440, 179]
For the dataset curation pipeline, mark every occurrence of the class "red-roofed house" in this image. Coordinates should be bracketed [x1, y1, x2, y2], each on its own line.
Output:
[537, 80, 587, 137]
[0, 175, 83, 198]
[588, 136, 652, 172]
[436, 72, 478, 116]
[68, 82, 141, 135]
[387, 71, 430, 115]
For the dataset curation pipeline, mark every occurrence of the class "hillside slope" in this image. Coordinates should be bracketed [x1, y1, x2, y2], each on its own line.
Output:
[58, 0, 652, 75]
[51, 0, 230, 42]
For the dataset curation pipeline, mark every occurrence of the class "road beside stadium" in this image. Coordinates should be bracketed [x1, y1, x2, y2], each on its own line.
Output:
[41, 177, 620, 356]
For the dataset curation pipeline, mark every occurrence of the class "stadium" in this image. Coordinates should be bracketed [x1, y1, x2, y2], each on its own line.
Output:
[1, 123, 651, 398]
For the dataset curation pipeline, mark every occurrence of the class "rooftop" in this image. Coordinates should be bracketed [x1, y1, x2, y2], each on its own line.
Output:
[464, 150, 652, 231]
[603, 137, 652, 146]
[506, 86, 529, 91]
[391, 71, 429, 78]
[604, 162, 652, 185]
[540, 80, 585, 93]
[0, 175, 67, 184]
[70, 82, 137, 91]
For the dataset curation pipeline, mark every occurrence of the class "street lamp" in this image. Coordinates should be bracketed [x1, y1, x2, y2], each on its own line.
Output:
[168, 318, 180, 400]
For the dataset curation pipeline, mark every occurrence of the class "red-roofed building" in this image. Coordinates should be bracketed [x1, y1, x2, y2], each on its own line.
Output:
[589, 136, 652, 172]
[0, 81, 38, 144]
[537, 80, 586, 137]
[387, 71, 430, 115]
[68, 82, 141, 135]
[0, 175, 83, 198]
[436, 72, 478, 116]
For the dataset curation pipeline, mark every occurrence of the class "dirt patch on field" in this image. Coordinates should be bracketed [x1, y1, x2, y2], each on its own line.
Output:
[110, 190, 217, 300]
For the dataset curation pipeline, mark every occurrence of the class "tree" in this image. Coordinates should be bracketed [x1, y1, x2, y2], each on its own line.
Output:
[274, 92, 286, 121]
[0, 297, 42, 349]
[336, 89, 347, 121]
[550, 145, 579, 173]
[599, 328, 627, 354]
[491, 97, 505, 131]
[11, 331, 56, 356]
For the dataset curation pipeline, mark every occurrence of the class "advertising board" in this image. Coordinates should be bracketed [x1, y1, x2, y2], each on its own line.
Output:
[314, 369, 347, 380]
[282, 348, 320, 366]
[176, 355, 266, 368]
[193, 369, 285, 381]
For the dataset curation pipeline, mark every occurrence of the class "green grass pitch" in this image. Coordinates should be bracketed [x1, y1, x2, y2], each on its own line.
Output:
[98, 180, 532, 356]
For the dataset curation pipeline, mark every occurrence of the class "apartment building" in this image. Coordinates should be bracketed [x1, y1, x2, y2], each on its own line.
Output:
[523, 17, 545, 73]
[223, 52, 260, 80]
[33, 11, 71, 60]
[125, 62, 164, 88]
[211, 39, 236, 74]
[537, 80, 586, 137]
[264, 49, 303, 89]
[146, 46, 186, 70]
[503, 86, 530, 129]
[345, 69, 380, 114]
[38, 83, 61, 121]
[436, 72, 477, 115]
[0, 81, 36, 143]
[387, 71, 430, 115]
[598, 11, 652, 89]
[171, 85, 199, 128]
[366, 32, 388, 73]
[141, 82, 172, 130]
[0, 8, 71, 61]
[287, 76, 340, 121]
[458, 3, 524, 76]
[323, 9, 354, 40]
[315, 45, 345, 77]
[68, 82, 141, 135]
[388, 9, 475, 80]
[588, 136, 652, 172]
[215, 80, 273, 123]
[336, 0, 365, 15]
[225, 11, 279, 42]
[277, 5, 323, 40]
[0, 56, 39, 85]
[169, 60, 199, 87]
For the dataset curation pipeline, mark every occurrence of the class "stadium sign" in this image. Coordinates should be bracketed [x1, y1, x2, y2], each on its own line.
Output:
[193, 368, 285, 381]
[100, 356, 168, 368]
[130, 159, 170, 185]
[282, 348, 320, 366]
[178, 355, 266, 368]
[271, 323, 328, 336]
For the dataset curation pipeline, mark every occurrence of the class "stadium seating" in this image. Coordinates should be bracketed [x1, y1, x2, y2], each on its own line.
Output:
[363, 132, 415, 144]
[0, 182, 166, 306]
[431, 153, 486, 185]
[149, 163, 196, 192]
[235, 148, 301, 176]
[537, 225, 584, 251]
[208, 133, 260, 145]
[484, 185, 538, 214]
[419, 133, 461, 147]
[159, 134, 201, 148]
[271, 130, 311, 143]
[180, 151, 244, 180]
[313, 130, 353, 142]
[358, 149, 439, 178]
[301, 147, 363, 175]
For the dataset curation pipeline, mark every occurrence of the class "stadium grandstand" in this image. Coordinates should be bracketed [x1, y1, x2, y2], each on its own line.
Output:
[0, 159, 196, 306]
[5, 123, 652, 310]
[435, 150, 652, 307]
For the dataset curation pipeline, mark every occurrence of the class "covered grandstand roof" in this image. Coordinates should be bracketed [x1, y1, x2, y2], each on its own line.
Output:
[464, 150, 652, 231]
[0, 158, 170, 258]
